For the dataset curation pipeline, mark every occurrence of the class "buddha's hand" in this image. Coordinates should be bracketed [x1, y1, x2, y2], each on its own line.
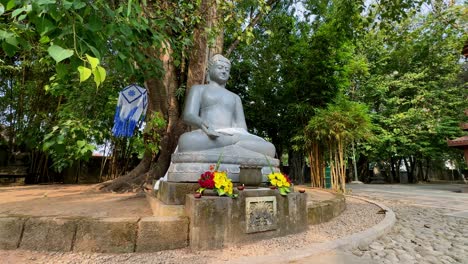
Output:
[201, 121, 221, 138]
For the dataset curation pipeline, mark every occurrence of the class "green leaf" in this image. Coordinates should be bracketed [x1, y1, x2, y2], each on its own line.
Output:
[36, 18, 56, 36]
[0, 30, 13, 40]
[11, 7, 25, 18]
[77, 140, 86, 148]
[17, 14, 26, 21]
[39, 35, 50, 44]
[6, 0, 14, 10]
[0, 4, 5, 16]
[127, 0, 133, 17]
[5, 36, 18, 47]
[86, 14, 102, 32]
[43, 140, 55, 151]
[85, 44, 101, 59]
[63, 0, 73, 9]
[2, 42, 17, 56]
[73, 0, 86, 9]
[78, 66, 92, 82]
[96, 65, 106, 82]
[92, 66, 106, 88]
[279, 188, 288, 196]
[86, 54, 99, 70]
[36, 0, 55, 5]
[48, 45, 73, 63]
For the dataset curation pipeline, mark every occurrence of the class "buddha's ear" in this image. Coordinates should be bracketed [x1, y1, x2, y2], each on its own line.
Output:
[205, 70, 210, 84]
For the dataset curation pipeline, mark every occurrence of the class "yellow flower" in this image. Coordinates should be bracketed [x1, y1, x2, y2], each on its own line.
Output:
[277, 180, 283, 187]
[284, 181, 291, 187]
[270, 179, 277, 186]
[227, 181, 233, 195]
[268, 173, 275, 180]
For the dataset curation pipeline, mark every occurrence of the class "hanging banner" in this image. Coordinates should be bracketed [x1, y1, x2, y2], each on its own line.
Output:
[112, 84, 148, 137]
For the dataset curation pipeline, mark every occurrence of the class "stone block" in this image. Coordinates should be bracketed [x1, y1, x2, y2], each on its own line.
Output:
[185, 188, 308, 250]
[307, 204, 321, 225]
[20, 217, 76, 251]
[146, 193, 185, 216]
[245, 196, 278, 233]
[158, 181, 199, 205]
[0, 217, 24, 249]
[136, 216, 188, 252]
[282, 193, 308, 234]
[74, 217, 138, 253]
[185, 195, 232, 250]
[460, 186, 468, 193]
[320, 201, 334, 222]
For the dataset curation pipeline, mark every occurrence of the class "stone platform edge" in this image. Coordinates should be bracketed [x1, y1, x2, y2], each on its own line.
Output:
[0, 214, 189, 253]
[227, 195, 396, 264]
[0, 191, 347, 254]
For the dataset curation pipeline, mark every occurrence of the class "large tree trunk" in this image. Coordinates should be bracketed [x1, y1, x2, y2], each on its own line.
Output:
[101, 0, 220, 192]
[101, 42, 184, 192]
[289, 149, 305, 184]
[100, 0, 278, 192]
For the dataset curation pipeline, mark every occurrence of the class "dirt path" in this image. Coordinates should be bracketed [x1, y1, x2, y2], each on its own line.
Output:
[0, 185, 152, 218]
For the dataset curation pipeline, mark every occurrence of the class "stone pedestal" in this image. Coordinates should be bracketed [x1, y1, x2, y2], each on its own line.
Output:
[157, 181, 199, 205]
[167, 145, 279, 182]
[184, 188, 307, 250]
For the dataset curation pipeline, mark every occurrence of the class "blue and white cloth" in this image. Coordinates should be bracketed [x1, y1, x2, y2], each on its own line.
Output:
[112, 84, 148, 137]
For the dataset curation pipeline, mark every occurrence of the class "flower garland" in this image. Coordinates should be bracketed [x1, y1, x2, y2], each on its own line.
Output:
[268, 172, 292, 196]
[265, 155, 291, 196]
[197, 164, 237, 198]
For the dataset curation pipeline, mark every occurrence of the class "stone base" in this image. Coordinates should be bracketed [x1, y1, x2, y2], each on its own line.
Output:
[185, 188, 307, 250]
[167, 145, 280, 182]
[460, 186, 468, 193]
[158, 181, 200, 205]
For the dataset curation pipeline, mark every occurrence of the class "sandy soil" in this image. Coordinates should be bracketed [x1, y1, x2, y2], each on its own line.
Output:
[0, 185, 152, 218]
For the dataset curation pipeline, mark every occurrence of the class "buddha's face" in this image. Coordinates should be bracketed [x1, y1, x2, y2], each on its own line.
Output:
[209, 60, 231, 84]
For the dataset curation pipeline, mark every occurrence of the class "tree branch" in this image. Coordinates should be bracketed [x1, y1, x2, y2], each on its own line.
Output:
[225, 0, 280, 58]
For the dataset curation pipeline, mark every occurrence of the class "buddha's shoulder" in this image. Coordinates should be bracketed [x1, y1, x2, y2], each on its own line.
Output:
[190, 84, 207, 93]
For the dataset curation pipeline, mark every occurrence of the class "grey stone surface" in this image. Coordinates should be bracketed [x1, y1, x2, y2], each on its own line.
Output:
[171, 145, 279, 166]
[146, 193, 185, 216]
[157, 181, 199, 205]
[227, 196, 395, 264]
[185, 189, 308, 250]
[167, 145, 280, 183]
[344, 184, 468, 264]
[0, 216, 24, 249]
[136, 216, 188, 252]
[245, 196, 277, 233]
[20, 217, 75, 251]
[74, 217, 138, 253]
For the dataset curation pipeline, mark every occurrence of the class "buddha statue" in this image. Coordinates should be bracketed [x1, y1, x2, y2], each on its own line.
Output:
[177, 54, 276, 158]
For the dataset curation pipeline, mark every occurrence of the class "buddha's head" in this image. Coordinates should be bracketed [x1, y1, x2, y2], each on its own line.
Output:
[207, 54, 231, 85]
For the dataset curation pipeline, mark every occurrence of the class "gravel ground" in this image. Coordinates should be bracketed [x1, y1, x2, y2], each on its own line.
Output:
[346, 195, 468, 264]
[0, 197, 384, 264]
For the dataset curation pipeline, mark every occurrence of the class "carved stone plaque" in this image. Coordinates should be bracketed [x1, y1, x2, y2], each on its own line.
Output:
[245, 196, 277, 233]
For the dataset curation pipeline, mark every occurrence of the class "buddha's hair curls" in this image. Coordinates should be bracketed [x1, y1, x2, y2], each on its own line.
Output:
[208, 54, 231, 69]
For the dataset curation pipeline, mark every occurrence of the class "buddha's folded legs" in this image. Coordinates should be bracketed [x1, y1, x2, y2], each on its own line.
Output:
[177, 129, 275, 157]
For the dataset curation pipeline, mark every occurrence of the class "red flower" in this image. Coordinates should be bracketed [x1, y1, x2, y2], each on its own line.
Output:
[284, 174, 292, 184]
[198, 171, 215, 188]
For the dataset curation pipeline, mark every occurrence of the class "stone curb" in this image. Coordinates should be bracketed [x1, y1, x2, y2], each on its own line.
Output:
[226, 195, 396, 264]
[0, 215, 189, 253]
[0, 191, 347, 253]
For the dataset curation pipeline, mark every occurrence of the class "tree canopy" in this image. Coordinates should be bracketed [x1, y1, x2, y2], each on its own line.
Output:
[0, 0, 466, 190]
